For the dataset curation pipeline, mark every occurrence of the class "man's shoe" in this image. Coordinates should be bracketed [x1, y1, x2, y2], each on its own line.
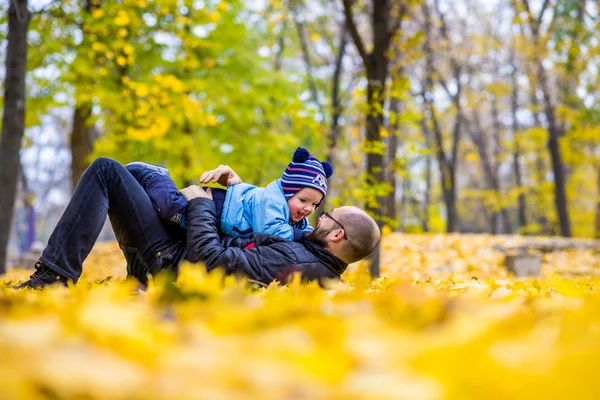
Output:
[13, 261, 69, 289]
[125, 162, 170, 183]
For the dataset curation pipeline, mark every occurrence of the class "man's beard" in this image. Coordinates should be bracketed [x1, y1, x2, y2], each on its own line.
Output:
[303, 225, 335, 247]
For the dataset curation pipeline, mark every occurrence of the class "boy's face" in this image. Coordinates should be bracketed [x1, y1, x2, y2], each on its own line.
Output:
[287, 188, 323, 222]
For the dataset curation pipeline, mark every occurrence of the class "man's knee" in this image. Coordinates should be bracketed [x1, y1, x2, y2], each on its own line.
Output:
[89, 157, 119, 171]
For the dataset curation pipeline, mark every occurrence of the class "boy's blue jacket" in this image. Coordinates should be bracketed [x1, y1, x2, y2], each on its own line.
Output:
[220, 179, 313, 241]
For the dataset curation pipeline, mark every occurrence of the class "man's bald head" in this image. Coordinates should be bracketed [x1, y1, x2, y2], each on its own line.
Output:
[335, 206, 380, 263]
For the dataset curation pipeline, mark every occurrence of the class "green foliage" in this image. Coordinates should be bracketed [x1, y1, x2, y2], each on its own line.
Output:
[16, 0, 323, 187]
[91, 0, 323, 185]
[4, 0, 600, 239]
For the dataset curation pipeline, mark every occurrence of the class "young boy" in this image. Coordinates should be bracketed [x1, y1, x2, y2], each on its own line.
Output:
[126, 147, 333, 242]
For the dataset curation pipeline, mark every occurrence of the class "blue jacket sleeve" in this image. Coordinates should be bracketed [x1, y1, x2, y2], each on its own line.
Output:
[252, 194, 296, 241]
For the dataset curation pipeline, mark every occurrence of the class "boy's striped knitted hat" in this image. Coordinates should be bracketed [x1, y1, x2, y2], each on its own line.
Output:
[281, 147, 333, 200]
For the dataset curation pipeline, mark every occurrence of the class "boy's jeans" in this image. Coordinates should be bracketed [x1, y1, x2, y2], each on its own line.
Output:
[125, 162, 227, 234]
[125, 162, 190, 231]
[39, 158, 186, 285]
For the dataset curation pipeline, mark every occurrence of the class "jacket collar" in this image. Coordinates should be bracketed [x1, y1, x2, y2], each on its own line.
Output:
[301, 239, 347, 277]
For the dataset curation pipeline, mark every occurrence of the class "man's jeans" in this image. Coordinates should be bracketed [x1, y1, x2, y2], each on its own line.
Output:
[40, 157, 186, 285]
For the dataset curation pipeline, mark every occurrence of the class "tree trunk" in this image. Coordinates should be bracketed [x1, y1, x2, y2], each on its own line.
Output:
[343, 0, 404, 277]
[364, 0, 391, 223]
[322, 22, 347, 212]
[71, 0, 101, 190]
[423, 144, 432, 232]
[71, 105, 96, 190]
[326, 21, 347, 181]
[385, 95, 402, 225]
[510, 50, 528, 230]
[365, 82, 386, 277]
[422, 1, 459, 233]
[435, 0, 462, 232]
[0, 0, 30, 274]
[445, 140, 459, 233]
[490, 98, 502, 234]
[182, 124, 195, 187]
[274, 19, 287, 71]
[558, 0, 584, 122]
[418, 118, 433, 233]
[293, 15, 324, 117]
[491, 97, 513, 233]
[521, 0, 572, 237]
[469, 114, 501, 233]
[596, 167, 600, 239]
[529, 83, 551, 234]
[422, 104, 457, 233]
[537, 62, 572, 237]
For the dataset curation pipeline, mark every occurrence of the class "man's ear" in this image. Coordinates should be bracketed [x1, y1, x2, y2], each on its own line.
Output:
[329, 228, 345, 243]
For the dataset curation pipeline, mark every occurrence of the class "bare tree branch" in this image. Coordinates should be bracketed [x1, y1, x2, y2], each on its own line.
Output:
[31, 0, 59, 16]
[342, 0, 372, 76]
[432, 65, 453, 98]
[316, 15, 336, 58]
[293, 14, 324, 117]
[387, 3, 407, 45]
[274, 19, 287, 71]
[434, 0, 450, 40]
[327, 19, 348, 169]
[520, 0, 535, 29]
[537, 0, 551, 25]
[45, 3, 78, 27]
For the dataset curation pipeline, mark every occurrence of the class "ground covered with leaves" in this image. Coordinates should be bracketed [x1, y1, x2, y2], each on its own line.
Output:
[1, 234, 600, 399]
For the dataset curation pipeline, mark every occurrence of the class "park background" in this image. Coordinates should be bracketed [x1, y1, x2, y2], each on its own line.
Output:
[1, 0, 600, 398]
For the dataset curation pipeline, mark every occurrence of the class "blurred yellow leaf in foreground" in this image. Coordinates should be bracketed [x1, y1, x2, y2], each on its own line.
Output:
[2, 234, 600, 399]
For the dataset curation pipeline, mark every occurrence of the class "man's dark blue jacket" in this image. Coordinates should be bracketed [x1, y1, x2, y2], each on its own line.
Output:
[184, 197, 347, 285]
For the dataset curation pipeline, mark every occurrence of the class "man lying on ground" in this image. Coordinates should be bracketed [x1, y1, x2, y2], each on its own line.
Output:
[15, 158, 380, 289]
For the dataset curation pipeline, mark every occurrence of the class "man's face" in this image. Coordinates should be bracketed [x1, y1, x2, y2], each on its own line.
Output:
[304, 208, 346, 246]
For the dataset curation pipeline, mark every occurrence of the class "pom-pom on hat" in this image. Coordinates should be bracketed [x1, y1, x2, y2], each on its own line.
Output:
[281, 147, 333, 200]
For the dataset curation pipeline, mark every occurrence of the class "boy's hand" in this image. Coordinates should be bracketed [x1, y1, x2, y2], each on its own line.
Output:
[180, 186, 213, 201]
[199, 165, 242, 186]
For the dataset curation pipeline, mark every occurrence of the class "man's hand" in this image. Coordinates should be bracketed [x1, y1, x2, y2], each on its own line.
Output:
[199, 165, 242, 186]
[180, 185, 213, 201]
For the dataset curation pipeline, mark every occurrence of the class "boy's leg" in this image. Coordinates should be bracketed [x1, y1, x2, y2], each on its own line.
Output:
[126, 162, 188, 230]
[125, 161, 171, 183]
[38, 157, 183, 284]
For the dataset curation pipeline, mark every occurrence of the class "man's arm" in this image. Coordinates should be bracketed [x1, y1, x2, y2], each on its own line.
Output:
[180, 186, 279, 283]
